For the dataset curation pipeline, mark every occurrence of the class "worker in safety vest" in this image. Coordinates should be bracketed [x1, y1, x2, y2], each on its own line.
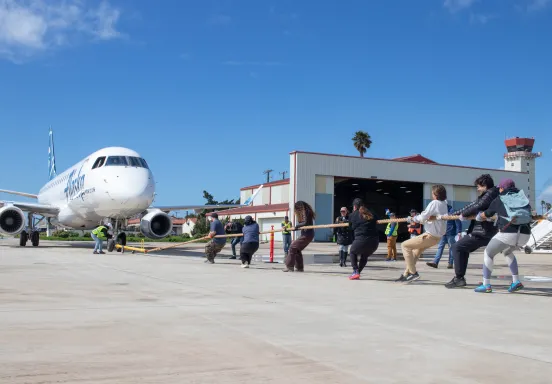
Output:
[91, 222, 112, 254]
[385, 212, 398, 261]
[408, 209, 422, 238]
[281, 216, 293, 256]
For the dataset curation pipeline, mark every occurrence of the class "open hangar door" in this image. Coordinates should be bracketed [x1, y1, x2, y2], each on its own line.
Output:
[334, 177, 424, 242]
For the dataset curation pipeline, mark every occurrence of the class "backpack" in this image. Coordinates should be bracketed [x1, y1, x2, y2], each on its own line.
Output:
[498, 190, 532, 227]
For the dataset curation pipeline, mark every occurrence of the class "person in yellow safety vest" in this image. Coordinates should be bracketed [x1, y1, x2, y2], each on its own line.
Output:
[281, 216, 293, 257]
[91, 222, 112, 254]
[385, 212, 398, 261]
[408, 209, 422, 238]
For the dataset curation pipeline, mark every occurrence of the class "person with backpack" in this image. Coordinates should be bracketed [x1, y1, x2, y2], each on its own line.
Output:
[225, 219, 243, 259]
[473, 179, 531, 293]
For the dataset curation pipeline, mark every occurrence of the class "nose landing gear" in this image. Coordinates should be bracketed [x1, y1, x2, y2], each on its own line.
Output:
[106, 219, 127, 252]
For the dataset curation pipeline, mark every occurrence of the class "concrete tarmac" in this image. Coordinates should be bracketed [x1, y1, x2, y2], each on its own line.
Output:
[1, 238, 552, 383]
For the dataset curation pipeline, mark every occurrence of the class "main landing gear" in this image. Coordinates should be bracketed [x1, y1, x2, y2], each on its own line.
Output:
[19, 213, 43, 247]
[106, 219, 127, 253]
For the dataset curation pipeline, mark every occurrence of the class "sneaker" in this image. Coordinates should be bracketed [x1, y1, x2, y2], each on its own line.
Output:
[385, 258, 391, 262]
[349, 271, 360, 280]
[241, 263, 249, 268]
[93, 251, 98, 254]
[204, 259, 215, 264]
[426, 262, 438, 269]
[447, 264, 453, 269]
[282, 267, 294, 272]
[229, 256, 237, 260]
[99, 251, 105, 254]
[474, 283, 492, 293]
[405, 272, 420, 282]
[445, 276, 466, 288]
[395, 274, 407, 282]
[508, 281, 524, 293]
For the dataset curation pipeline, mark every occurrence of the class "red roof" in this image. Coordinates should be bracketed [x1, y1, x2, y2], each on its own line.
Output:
[392, 154, 438, 164]
[206, 203, 289, 216]
[240, 179, 289, 191]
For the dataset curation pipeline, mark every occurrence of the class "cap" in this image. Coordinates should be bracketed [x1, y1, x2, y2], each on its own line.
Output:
[106, 223, 112, 228]
[285, 215, 289, 220]
[498, 178, 515, 190]
[410, 209, 417, 213]
[340, 207, 347, 211]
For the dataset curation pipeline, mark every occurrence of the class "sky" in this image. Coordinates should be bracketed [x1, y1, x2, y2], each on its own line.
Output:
[1, 0, 552, 209]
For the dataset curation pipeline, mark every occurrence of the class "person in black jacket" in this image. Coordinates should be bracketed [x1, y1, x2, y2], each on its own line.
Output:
[473, 179, 531, 293]
[347, 198, 379, 280]
[225, 220, 243, 259]
[445, 174, 499, 288]
[334, 207, 353, 267]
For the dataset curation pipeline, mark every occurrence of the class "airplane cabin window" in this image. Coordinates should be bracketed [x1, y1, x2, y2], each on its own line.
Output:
[105, 156, 129, 166]
[92, 156, 106, 169]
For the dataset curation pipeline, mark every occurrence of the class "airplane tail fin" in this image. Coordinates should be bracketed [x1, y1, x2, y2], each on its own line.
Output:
[242, 184, 263, 206]
[48, 127, 57, 181]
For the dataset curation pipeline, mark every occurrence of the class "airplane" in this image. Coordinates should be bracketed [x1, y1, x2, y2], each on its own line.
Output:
[0, 128, 263, 251]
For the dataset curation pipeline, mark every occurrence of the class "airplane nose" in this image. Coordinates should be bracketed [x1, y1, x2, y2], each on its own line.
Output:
[105, 171, 154, 206]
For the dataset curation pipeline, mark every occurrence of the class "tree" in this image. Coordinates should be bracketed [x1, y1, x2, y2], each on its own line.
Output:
[352, 131, 372, 157]
[196, 190, 240, 217]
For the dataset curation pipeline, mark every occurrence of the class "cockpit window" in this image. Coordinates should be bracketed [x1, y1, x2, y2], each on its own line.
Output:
[105, 156, 129, 166]
[128, 156, 142, 167]
[92, 156, 106, 169]
[104, 155, 150, 168]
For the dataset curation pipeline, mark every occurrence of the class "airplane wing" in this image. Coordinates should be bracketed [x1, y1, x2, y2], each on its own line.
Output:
[0, 189, 59, 216]
[0, 189, 38, 199]
[0, 201, 60, 216]
[152, 184, 263, 213]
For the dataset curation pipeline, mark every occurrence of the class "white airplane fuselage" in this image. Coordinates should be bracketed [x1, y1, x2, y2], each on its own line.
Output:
[38, 147, 155, 230]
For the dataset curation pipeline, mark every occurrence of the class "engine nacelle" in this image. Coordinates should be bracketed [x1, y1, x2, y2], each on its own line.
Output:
[0, 205, 26, 235]
[139, 209, 173, 239]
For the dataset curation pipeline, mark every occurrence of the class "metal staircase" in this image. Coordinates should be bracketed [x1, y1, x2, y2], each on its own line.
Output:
[524, 212, 552, 254]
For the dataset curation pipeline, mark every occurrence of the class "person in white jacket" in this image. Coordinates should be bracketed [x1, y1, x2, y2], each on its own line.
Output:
[396, 184, 449, 282]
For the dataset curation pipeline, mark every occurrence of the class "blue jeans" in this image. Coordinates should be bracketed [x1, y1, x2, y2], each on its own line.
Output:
[91, 233, 103, 252]
[433, 234, 456, 265]
[231, 237, 241, 256]
[283, 233, 292, 254]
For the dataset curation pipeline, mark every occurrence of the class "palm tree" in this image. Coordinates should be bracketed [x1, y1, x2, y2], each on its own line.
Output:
[352, 131, 372, 157]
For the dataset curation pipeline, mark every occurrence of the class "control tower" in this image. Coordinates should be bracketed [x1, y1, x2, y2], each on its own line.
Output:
[504, 137, 541, 210]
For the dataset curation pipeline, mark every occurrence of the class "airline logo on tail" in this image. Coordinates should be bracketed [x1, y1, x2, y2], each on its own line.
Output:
[48, 127, 57, 181]
[242, 185, 263, 206]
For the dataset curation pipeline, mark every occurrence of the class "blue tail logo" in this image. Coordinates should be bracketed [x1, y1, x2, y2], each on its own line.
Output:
[48, 127, 57, 181]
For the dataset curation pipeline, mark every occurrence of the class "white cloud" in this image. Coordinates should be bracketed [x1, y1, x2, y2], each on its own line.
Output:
[443, 0, 477, 12]
[528, 0, 552, 12]
[0, 0, 123, 62]
[470, 13, 497, 24]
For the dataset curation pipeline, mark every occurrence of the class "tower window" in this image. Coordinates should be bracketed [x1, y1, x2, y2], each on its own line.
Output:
[511, 163, 514, 166]
[527, 162, 530, 166]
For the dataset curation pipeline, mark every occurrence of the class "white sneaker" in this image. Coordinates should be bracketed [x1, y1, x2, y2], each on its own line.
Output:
[241, 263, 249, 268]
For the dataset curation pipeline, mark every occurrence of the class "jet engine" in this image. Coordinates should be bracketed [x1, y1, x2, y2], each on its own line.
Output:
[139, 209, 173, 239]
[0, 205, 26, 236]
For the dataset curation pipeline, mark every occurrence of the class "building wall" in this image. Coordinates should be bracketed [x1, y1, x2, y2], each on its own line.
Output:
[240, 183, 290, 206]
[290, 152, 531, 241]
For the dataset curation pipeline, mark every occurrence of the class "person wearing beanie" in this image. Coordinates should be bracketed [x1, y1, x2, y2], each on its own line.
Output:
[473, 178, 532, 293]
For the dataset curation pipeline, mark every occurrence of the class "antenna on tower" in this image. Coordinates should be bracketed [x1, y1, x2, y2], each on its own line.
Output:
[263, 169, 274, 183]
[279, 171, 288, 180]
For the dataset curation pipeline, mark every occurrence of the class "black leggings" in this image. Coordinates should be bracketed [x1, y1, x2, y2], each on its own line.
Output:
[350, 238, 379, 273]
[240, 242, 259, 264]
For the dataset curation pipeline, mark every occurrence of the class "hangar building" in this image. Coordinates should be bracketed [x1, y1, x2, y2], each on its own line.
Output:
[209, 137, 540, 243]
